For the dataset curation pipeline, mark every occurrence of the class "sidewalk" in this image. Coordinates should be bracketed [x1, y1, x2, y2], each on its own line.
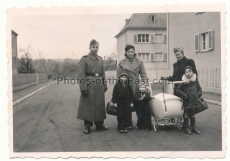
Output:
[202, 92, 221, 103]
[13, 80, 53, 102]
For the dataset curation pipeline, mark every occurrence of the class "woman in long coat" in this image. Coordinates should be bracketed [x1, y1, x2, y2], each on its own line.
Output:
[77, 39, 109, 134]
[172, 47, 198, 95]
[117, 45, 148, 129]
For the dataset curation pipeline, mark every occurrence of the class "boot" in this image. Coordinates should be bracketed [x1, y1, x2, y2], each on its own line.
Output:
[191, 117, 201, 134]
[184, 117, 191, 135]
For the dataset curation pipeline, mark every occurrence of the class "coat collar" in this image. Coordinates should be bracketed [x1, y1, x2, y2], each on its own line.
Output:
[176, 56, 187, 65]
[88, 52, 99, 60]
[120, 57, 141, 74]
[182, 74, 196, 83]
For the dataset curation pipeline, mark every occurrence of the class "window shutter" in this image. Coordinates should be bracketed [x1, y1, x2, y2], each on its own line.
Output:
[208, 30, 214, 50]
[163, 34, 167, 43]
[195, 33, 200, 52]
[134, 34, 137, 43]
[150, 33, 155, 43]
[151, 53, 155, 61]
[164, 53, 167, 61]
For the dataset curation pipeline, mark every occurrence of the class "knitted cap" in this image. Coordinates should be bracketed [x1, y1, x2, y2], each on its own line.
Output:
[119, 72, 128, 78]
[138, 81, 146, 88]
[184, 66, 194, 73]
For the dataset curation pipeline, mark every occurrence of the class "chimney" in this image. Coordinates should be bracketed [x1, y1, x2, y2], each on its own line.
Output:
[125, 19, 130, 25]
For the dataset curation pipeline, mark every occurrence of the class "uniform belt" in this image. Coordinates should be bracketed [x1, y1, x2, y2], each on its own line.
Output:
[86, 73, 102, 77]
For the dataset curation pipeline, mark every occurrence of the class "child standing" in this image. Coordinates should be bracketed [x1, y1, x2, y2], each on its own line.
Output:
[176, 66, 202, 135]
[112, 73, 134, 133]
[135, 82, 152, 132]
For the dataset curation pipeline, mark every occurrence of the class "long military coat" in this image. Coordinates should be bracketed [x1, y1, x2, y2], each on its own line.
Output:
[117, 57, 148, 94]
[77, 52, 107, 122]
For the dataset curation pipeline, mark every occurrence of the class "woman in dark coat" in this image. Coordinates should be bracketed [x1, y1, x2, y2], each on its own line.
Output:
[77, 39, 109, 134]
[176, 66, 202, 135]
[172, 47, 198, 95]
[116, 45, 149, 129]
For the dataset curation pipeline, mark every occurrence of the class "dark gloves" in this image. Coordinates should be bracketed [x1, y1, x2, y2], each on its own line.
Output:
[82, 90, 89, 96]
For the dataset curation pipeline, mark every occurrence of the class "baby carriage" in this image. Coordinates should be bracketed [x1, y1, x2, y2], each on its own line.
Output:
[149, 80, 185, 132]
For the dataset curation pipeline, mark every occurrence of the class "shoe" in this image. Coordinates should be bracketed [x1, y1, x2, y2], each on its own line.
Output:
[190, 117, 201, 134]
[184, 118, 191, 135]
[84, 127, 91, 134]
[145, 128, 149, 132]
[119, 129, 124, 133]
[128, 126, 133, 130]
[96, 125, 109, 130]
[135, 126, 139, 130]
[123, 129, 129, 133]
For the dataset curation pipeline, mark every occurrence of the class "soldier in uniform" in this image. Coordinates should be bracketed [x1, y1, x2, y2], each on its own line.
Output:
[77, 39, 109, 134]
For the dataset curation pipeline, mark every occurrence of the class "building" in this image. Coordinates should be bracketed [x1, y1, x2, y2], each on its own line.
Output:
[12, 30, 18, 74]
[115, 13, 168, 70]
[115, 12, 221, 94]
[168, 12, 221, 93]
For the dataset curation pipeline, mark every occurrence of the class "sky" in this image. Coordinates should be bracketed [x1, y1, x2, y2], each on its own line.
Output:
[12, 14, 132, 60]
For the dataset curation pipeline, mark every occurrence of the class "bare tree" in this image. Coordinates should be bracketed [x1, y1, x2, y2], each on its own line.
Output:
[18, 45, 35, 73]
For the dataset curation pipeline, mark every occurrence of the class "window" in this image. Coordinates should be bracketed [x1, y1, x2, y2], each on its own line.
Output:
[155, 34, 163, 43]
[137, 34, 149, 42]
[138, 53, 150, 61]
[150, 53, 167, 62]
[155, 52, 163, 61]
[194, 30, 214, 52]
[134, 33, 166, 43]
[151, 15, 156, 22]
[201, 32, 209, 50]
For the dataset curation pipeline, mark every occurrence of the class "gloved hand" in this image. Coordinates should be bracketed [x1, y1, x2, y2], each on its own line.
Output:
[82, 90, 89, 96]
[104, 88, 107, 93]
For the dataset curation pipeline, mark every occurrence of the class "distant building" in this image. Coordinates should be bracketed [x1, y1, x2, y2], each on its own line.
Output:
[168, 12, 221, 93]
[115, 13, 167, 70]
[115, 12, 221, 93]
[12, 30, 18, 74]
[168, 12, 221, 70]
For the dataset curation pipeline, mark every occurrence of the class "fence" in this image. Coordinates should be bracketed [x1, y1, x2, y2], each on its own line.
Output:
[105, 67, 221, 94]
[13, 73, 48, 91]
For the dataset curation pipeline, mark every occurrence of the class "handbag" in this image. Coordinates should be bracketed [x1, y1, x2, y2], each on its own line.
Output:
[195, 97, 209, 114]
[106, 100, 117, 116]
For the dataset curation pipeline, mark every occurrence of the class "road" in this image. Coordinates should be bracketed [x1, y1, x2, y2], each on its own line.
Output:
[13, 81, 222, 152]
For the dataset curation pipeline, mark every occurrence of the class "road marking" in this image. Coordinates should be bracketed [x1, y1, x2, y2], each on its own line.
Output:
[13, 81, 55, 106]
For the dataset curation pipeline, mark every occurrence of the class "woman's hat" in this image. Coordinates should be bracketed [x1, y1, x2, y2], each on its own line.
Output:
[184, 66, 194, 72]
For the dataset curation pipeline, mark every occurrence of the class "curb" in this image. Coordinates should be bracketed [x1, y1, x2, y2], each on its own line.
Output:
[13, 81, 55, 106]
[204, 99, 221, 106]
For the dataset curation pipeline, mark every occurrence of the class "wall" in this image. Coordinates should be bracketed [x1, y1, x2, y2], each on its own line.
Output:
[116, 28, 168, 70]
[13, 73, 49, 91]
[168, 12, 221, 70]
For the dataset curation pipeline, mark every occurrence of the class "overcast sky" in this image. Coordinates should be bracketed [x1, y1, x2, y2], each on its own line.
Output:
[12, 14, 132, 60]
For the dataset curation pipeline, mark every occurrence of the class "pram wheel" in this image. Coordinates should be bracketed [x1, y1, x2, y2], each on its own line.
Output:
[152, 117, 160, 132]
[177, 117, 184, 130]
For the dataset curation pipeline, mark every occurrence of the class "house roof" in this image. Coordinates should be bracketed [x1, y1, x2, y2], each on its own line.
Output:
[115, 13, 167, 38]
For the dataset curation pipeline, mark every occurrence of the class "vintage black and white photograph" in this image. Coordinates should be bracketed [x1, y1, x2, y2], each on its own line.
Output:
[8, 5, 225, 158]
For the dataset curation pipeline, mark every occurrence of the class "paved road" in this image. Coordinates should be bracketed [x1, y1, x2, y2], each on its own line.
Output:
[13, 81, 222, 152]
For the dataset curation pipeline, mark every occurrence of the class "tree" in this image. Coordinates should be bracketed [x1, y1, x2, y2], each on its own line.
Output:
[104, 53, 117, 71]
[18, 46, 35, 73]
